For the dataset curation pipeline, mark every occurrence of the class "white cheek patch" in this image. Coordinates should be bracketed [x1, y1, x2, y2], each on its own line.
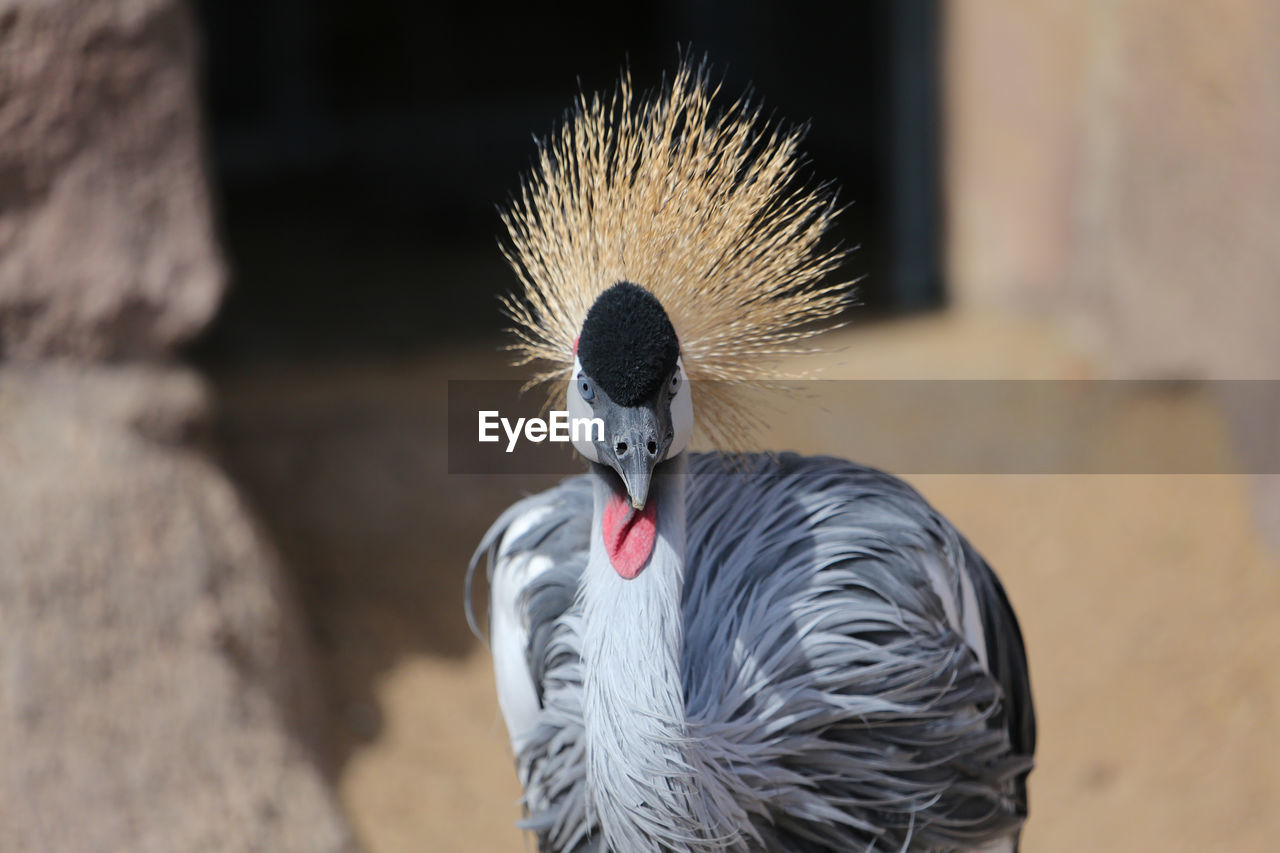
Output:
[669, 357, 693, 459]
[567, 356, 600, 462]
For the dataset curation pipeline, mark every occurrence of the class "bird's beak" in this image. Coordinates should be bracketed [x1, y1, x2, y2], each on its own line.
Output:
[616, 446, 653, 510]
[600, 401, 668, 510]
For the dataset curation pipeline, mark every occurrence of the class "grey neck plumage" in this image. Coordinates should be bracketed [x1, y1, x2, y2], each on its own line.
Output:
[579, 454, 738, 851]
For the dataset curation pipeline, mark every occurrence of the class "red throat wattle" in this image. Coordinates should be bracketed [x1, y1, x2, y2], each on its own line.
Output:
[602, 492, 658, 579]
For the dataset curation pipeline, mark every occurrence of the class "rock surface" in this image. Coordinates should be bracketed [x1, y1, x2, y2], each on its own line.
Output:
[945, 0, 1280, 555]
[946, 0, 1280, 380]
[0, 0, 223, 359]
[0, 366, 356, 853]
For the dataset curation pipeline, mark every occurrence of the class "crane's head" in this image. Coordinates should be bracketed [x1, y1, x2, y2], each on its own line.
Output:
[566, 281, 693, 511]
[501, 64, 851, 484]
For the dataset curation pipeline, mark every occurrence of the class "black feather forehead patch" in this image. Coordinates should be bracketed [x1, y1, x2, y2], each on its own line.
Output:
[578, 281, 679, 406]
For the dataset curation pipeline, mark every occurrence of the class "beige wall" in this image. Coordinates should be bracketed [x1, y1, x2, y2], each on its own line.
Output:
[945, 0, 1280, 378]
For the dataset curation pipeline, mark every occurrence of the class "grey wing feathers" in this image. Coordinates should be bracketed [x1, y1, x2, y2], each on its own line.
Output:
[467, 474, 592, 704]
[961, 538, 1036, 818]
[680, 452, 1034, 851]
[468, 475, 600, 851]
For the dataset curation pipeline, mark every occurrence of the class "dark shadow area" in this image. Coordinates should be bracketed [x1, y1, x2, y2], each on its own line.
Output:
[185, 0, 942, 780]
[204, 347, 568, 771]
[188, 0, 940, 364]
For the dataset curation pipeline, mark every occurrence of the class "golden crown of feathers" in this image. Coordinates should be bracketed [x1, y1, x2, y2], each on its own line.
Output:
[499, 60, 852, 450]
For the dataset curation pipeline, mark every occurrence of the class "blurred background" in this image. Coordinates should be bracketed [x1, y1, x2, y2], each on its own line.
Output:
[1, 1, 1277, 851]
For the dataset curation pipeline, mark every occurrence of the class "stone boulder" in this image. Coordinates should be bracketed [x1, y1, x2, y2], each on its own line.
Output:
[0, 366, 357, 852]
[0, 0, 224, 359]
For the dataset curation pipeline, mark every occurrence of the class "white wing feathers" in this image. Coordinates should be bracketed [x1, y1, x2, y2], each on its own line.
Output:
[485, 501, 559, 752]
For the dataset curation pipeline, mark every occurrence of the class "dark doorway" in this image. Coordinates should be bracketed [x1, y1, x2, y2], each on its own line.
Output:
[189, 1, 941, 364]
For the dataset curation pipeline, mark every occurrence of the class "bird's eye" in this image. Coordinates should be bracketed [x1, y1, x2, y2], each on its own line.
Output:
[578, 375, 595, 402]
[669, 371, 681, 395]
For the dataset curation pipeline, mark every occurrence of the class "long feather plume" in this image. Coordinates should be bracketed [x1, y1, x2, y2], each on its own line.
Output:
[500, 59, 852, 450]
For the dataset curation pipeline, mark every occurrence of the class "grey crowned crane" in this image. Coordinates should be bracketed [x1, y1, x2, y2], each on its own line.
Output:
[468, 63, 1035, 852]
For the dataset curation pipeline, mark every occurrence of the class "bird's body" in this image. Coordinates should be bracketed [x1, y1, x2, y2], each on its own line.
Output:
[470, 61, 1035, 852]
[474, 452, 1033, 852]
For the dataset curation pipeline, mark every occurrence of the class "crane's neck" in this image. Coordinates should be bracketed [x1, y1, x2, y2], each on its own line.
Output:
[580, 453, 716, 849]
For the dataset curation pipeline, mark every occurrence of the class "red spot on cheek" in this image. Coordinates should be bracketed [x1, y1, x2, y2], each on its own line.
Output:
[602, 492, 658, 579]
[573, 336, 579, 356]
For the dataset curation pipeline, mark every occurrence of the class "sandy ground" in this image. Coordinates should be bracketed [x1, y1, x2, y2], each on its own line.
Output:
[210, 310, 1279, 852]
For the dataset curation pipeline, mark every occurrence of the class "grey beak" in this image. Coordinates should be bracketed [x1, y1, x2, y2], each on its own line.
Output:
[616, 444, 654, 510]
[602, 404, 667, 510]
